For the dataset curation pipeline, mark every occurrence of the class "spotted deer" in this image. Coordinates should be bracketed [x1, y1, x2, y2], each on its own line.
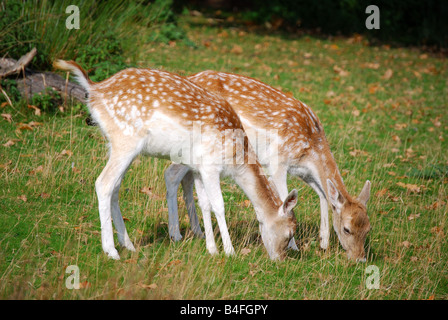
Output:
[53, 60, 298, 261]
[165, 71, 371, 262]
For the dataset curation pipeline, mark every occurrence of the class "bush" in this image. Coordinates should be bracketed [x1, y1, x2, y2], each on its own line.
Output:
[0, 0, 188, 113]
[178, 0, 448, 48]
[0, 0, 187, 72]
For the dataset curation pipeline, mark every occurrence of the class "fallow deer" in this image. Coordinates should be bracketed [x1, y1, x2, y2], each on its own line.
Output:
[165, 71, 371, 262]
[53, 61, 298, 260]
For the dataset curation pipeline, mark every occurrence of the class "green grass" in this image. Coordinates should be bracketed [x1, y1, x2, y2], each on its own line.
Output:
[0, 13, 447, 300]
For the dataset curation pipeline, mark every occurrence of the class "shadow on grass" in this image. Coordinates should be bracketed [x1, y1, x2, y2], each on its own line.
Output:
[132, 216, 383, 265]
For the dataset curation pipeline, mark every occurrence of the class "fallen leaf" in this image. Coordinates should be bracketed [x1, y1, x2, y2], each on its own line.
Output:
[71, 166, 81, 174]
[27, 105, 42, 116]
[29, 165, 44, 175]
[375, 188, 388, 197]
[426, 200, 446, 210]
[346, 34, 364, 44]
[381, 69, 393, 80]
[217, 30, 229, 38]
[430, 117, 441, 128]
[18, 194, 27, 202]
[139, 283, 157, 290]
[139, 186, 163, 200]
[1, 113, 12, 123]
[50, 250, 61, 257]
[28, 121, 43, 127]
[349, 149, 368, 157]
[329, 44, 339, 50]
[431, 226, 443, 235]
[396, 182, 421, 193]
[248, 262, 259, 277]
[388, 195, 400, 202]
[362, 62, 380, 69]
[405, 148, 414, 158]
[167, 259, 182, 267]
[304, 52, 313, 59]
[333, 65, 349, 77]
[60, 149, 73, 157]
[408, 213, 421, 221]
[124, 259, 138, 264]
[230, 44, 243, 54]
[139, 186, 152, 195]
[394, 123, 407, 130]
[0, 160, 12, 169]
[40, 193, 51, 199]
[401, 240, 412, 248]
[79, 281, 91, 289]
[241, 247, 251, 256]
[368, 85, 379, 94]
[3, 139, 19, 147]
[18, 124, 33, 131]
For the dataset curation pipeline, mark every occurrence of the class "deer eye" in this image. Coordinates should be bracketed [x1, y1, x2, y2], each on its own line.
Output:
[343, 227, 351, 235]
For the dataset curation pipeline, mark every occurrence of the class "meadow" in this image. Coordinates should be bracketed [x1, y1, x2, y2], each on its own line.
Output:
[0, 7, 447, 300]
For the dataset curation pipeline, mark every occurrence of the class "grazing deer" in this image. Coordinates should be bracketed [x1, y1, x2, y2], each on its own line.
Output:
[165, 71, 371, 262]
[53, 60, 298, 260]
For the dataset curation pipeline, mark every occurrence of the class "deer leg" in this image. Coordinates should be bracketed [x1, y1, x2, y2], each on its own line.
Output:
[194, 176, 218, 255]
[95, 149, 137, 260]
[308, 182, 329, 250]
[270, 166, 299, 251]
[199, 169, 235, 256]
[181, 169, 204, 238]
[318, 195, 330, 249]
[111, 180, 135, 251]
[164, 163, 190, 241]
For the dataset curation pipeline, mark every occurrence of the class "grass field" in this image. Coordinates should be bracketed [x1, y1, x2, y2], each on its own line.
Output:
[0, 12, 447, 300]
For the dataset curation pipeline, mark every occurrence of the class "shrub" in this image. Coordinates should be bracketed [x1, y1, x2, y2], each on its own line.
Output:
[0, 0, 187, 71]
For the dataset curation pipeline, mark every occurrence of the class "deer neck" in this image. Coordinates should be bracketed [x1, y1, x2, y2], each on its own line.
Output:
[232, 163, 282, 222]
[296, 137, 351, 204]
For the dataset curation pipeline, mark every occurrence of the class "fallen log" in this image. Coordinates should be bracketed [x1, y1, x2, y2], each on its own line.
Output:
[17, 70, 88, 104]
[0, 48, 88, 104]
[0, 47, 37, 78]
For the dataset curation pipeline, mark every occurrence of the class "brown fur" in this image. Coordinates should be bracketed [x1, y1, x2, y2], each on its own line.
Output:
[54, 60, 297, 260]
[188, 70, 371, 261]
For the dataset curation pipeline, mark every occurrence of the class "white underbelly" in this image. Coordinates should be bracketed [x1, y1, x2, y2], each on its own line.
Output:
[142, 112, 191, 161]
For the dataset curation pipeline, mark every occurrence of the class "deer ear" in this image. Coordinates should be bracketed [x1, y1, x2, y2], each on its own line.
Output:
[358, 180, 371, 206]
[326, 179, 345, 210]
[282, 189, 298, 216]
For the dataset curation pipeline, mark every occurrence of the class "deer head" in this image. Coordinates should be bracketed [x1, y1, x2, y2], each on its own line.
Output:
[259, 189, 298, 260]
[327, 179, 371, 262]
